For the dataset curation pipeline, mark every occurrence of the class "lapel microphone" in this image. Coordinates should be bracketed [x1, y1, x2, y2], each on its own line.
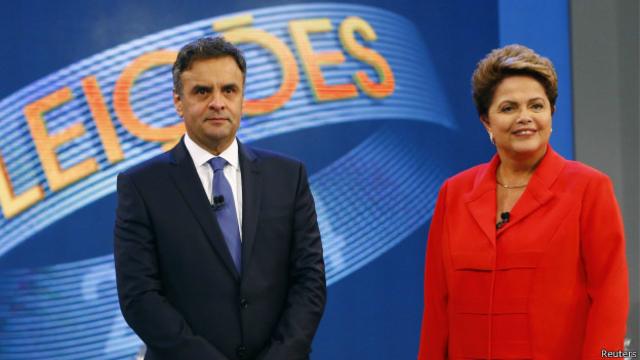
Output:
[496, 211, 510, 229]
[212, 195, 225, 210]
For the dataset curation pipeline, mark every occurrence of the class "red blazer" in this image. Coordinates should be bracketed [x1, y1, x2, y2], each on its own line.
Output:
[418, 147, 628, 359]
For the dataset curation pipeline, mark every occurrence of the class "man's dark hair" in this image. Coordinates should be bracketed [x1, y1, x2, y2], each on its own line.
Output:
[172, 37, 247, 95]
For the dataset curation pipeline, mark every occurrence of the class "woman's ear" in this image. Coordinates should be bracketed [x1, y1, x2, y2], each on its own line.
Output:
[480, 115, 490, 131]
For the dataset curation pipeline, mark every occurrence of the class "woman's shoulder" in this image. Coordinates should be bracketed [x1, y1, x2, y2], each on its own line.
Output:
[561, 158, 612, 184]
[447, 163, 490, 185]
[438, 162, 491, 197]
[549, 157, 617, 200]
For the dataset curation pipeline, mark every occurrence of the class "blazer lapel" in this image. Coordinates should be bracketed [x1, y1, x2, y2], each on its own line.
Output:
[168, 139, 240, 279]
[238, 141, 262, 273]
[464, 155, 500, 246]
[463, 147, 567, 243]
[500, 147, 566, 232]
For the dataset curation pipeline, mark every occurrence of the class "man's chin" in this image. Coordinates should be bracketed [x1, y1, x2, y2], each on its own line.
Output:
[203, 132, 235, 149]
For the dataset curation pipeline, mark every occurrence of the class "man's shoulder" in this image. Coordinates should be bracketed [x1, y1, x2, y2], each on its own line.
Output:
[120, 150, 174, 180]
[244, 144, 305, 170]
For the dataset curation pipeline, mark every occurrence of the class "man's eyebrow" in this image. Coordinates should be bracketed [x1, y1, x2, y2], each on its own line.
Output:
[191, 84, 212, 92]
[222, 82, 240, 88]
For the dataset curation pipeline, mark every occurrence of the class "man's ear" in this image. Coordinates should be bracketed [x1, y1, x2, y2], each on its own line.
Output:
[173, 91, 183, 117]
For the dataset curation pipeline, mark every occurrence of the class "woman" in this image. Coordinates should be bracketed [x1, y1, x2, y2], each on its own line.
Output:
[418, 45, 629, 359]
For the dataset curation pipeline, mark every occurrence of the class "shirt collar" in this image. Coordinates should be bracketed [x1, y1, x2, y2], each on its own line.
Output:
[184, 133, 240, 170]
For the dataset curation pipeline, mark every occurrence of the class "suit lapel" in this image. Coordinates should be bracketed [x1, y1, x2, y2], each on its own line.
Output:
[238, 141, 262, 273]
[465, 147, 567, 240]
[168, 139, 240, 279]
[500, 147, 566, 232]
[464, 155, 500, 246]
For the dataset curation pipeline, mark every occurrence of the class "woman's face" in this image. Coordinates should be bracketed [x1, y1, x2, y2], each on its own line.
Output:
[482, 75, 553, 162]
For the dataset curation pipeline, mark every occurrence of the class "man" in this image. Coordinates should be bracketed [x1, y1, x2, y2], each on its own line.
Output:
[114, 37, 326, 360]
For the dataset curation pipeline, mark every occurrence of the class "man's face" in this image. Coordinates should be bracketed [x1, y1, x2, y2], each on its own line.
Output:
[173, 56, 244, 155]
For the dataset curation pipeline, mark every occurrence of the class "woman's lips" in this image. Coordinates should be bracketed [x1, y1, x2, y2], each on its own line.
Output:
[512, 129, 537, 136]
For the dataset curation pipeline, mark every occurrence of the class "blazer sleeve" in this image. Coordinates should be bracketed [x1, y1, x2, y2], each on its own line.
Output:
[258, 164, 327, 360]
[113, 173, 230, 360]
[418, 181, 449, 360]
[580, 174, 629, 356]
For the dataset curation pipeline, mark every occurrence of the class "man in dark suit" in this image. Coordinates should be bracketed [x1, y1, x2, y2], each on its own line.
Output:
[114, 37, 326, 360]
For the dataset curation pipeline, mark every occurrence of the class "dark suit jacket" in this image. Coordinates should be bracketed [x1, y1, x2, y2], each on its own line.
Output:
[114, 138, 326, 360]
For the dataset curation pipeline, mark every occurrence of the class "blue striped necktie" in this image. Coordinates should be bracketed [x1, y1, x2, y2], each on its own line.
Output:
[208, 157, 241, 273]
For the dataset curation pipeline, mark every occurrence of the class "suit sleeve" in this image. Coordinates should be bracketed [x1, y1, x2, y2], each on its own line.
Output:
[418, 181, 449, 360]
[114, 173, 230, 360]
[258, 164, 327, 360]
[580, 174, 629, 357]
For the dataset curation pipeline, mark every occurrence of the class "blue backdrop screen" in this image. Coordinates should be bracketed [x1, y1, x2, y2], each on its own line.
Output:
[0, 1, 572, 359]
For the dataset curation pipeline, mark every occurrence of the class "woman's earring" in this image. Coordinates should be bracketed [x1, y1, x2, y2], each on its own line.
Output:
[489, 132, 495, 145]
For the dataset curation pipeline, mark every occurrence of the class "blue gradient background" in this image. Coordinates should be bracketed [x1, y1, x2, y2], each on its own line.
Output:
[0, 1, 571, 359]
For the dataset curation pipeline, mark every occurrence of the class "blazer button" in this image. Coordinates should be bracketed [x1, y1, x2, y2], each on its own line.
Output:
[236, 345, 247, 359]
[240, 298, 248, 309]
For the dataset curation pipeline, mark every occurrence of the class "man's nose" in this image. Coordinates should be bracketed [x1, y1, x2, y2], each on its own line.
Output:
[208, 92, 225, 111]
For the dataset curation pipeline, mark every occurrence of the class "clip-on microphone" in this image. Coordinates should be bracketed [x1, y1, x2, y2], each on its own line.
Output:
[496, 211, 510, 229]
[212, 195, 225, 210]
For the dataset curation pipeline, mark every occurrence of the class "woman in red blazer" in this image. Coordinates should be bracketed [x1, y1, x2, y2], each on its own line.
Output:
[418, 45, 629, 359]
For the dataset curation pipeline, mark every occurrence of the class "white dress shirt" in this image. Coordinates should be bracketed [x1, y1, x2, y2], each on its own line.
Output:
[183, 134, 243, 239]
